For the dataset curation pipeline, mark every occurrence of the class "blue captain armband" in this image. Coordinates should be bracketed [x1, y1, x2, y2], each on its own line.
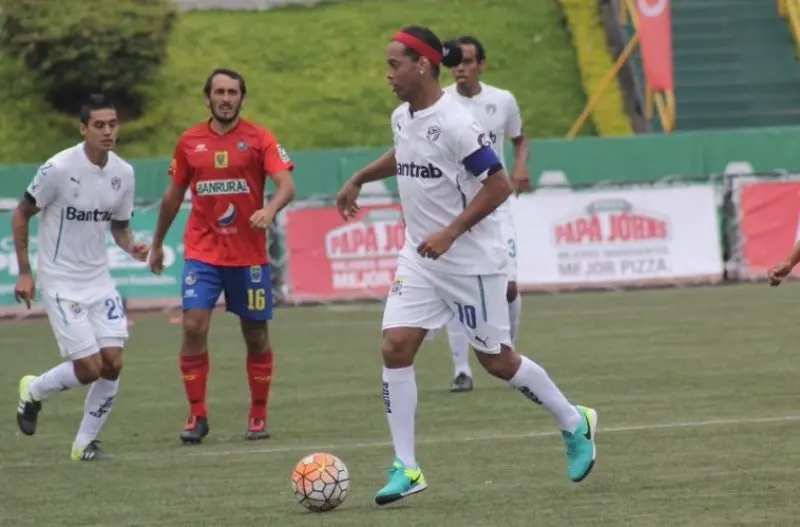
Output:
[463, 144, 502, 177]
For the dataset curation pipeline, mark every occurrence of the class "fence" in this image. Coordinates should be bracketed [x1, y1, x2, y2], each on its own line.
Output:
[3, 125, 800, 206]
[3, 124, 800, 317]
[0, 171, 797, 318]
[279, 172, 799, 301]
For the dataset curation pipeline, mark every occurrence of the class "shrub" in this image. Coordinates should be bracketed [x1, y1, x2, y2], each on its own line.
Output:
[558, 0, 633, 136]
[0, 0, 177, 119]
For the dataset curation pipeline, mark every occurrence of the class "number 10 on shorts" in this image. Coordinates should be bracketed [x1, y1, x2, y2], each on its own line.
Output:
[454, 302, 477, 329]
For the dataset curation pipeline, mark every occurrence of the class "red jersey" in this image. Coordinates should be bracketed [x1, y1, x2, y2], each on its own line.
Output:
[170, 119, 294, 267]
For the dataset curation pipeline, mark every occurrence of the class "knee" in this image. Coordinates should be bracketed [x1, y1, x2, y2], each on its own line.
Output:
[74, 357, 104, 384]
[476, 345, 520, 381]
[506, 282, 518, 303]
[381, 331, 416, 368]
[241, 321, 269, 355]
[182, 314, 210, 350]
[101, 355, 123, 380]
[244, 331, 268, 355]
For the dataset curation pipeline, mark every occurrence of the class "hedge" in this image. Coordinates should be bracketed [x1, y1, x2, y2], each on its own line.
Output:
[0, 0, 594, 163]
[0, 0, 177, 116]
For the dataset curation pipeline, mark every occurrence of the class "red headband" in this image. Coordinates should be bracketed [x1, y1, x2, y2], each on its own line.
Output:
[392, 31, 442, 66]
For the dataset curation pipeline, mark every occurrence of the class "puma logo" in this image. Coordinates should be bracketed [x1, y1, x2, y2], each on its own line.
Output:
[583, 412, 592, 440]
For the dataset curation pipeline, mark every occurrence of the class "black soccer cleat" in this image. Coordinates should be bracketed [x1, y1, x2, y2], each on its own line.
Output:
[245, 417, 270, 441]
[16, 375, 42, 436]
[180, 415, 209, 445]
[450, 373, 474, 393]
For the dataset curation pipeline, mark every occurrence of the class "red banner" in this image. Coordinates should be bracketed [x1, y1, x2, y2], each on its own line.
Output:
[285, 205, 404, 302]
[636, 0, 674, 91]
[738, 181, 800, 278]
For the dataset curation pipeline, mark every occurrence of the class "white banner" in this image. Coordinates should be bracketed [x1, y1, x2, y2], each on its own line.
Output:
[510, 186, 723, 290]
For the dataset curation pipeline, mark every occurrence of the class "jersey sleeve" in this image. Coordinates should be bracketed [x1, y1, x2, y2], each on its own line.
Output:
[453, 118, 502, 182]
[112, 171, 135, 222]
[504, 92, 524, 139]
[26, 161, 60, 209]
[261, 130, 294, 177]
[169, 137, 193, 187]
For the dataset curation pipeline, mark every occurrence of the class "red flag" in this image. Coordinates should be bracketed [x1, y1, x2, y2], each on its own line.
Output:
[636, 0, 674, 92]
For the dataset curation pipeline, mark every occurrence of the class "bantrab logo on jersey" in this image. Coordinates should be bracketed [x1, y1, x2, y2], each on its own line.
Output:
[65, 206, 112, 222]
[396, 162, 443, 179]
[195, 179, 251, 196]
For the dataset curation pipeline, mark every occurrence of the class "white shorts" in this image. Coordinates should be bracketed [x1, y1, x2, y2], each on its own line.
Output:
[500, 215, 518, 282]
[41, 284, 129, 361]
[382, 251, 512, 354]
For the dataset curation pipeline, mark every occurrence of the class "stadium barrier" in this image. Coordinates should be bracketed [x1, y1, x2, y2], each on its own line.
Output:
[3, 123, 800, 318]
[3, 125, 800, 204]
[1, 171, 797, 319]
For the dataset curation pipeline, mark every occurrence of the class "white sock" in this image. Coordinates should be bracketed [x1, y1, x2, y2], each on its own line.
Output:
[447, 318, 472, 377]
[509, 294, 522, 343]
[29, 362, 82, 401]
[74, 378, 120, 449]
[382, 366, 417, 467]
[509, 355, 581, 432]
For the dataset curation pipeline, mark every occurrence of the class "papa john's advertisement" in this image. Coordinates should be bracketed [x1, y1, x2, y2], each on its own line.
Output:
[510, 186, 723, 289]
[285, 205, 404, 301]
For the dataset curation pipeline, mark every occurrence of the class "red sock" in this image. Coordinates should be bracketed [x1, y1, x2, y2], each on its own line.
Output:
[247, 349, 273, 421]
[180, 353, 209, 418]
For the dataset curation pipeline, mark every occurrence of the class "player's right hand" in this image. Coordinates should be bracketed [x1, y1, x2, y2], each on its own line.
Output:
[14, 273, 35, 309]
[129, 243, 150, 263]
[336, 181, 361, 220]
[767, 261, 793, 286]
[149, 246, 165, 275]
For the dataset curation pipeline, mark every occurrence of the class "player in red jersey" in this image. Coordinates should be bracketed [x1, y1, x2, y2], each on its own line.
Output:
[149, 68, 296, 444]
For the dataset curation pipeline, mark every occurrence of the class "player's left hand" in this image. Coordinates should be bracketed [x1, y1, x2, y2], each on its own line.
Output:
[512, 168, 531, 195]
[128, 243, 150, 262]
[768, 261, 793, 286]
[417, 228, 458, 260]
[249, 207, 276, 230]
[336, 181, 361, 220]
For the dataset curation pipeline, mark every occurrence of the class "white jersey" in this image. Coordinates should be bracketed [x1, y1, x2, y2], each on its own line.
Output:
[25, 143, 135, 290]
[391, 92, 507, 276]
[444, 82, 523, 217]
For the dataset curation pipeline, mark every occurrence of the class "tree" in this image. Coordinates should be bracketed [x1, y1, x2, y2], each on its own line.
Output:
[0, 0, 177, 118]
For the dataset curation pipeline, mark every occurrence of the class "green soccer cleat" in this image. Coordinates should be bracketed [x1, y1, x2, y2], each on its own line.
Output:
[70, 440, 114, 461]
[374, 457, 428, 506]
[16, 375, 41, 436]
[561, 405, 598, 483]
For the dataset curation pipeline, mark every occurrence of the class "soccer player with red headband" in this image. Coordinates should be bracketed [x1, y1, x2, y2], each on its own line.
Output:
[149, 68, 296, 444]
[336, 25, 598, 506]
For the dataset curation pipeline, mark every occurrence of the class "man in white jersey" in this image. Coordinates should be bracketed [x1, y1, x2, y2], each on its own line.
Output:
[12, 94, 149, 461]
[336, 25, 597, 507]
[442, 35, 531, 393]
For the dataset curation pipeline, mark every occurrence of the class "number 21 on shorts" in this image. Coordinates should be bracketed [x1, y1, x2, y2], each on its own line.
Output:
[247, 288, 266, 311]
[105, 296, 126, 320]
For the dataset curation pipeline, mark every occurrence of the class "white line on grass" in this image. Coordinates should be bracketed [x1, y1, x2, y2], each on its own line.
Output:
[2, 414, 798, 469]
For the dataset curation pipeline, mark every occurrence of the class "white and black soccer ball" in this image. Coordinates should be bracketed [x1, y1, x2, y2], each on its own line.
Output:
[291, 452, 350, 512]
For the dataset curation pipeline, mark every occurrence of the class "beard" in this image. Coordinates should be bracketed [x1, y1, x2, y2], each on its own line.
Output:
[212, 104, 241, 124]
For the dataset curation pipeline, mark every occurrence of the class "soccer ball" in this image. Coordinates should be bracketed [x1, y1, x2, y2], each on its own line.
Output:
[291, 452, 350, 512]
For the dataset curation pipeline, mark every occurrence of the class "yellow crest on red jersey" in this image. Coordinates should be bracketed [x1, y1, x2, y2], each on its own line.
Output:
[214, 151, 228, 169]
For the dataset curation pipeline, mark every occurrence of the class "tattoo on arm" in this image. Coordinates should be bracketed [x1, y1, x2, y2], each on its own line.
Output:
[13, 197, 40, 275]
[111, 219, 134, 252]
